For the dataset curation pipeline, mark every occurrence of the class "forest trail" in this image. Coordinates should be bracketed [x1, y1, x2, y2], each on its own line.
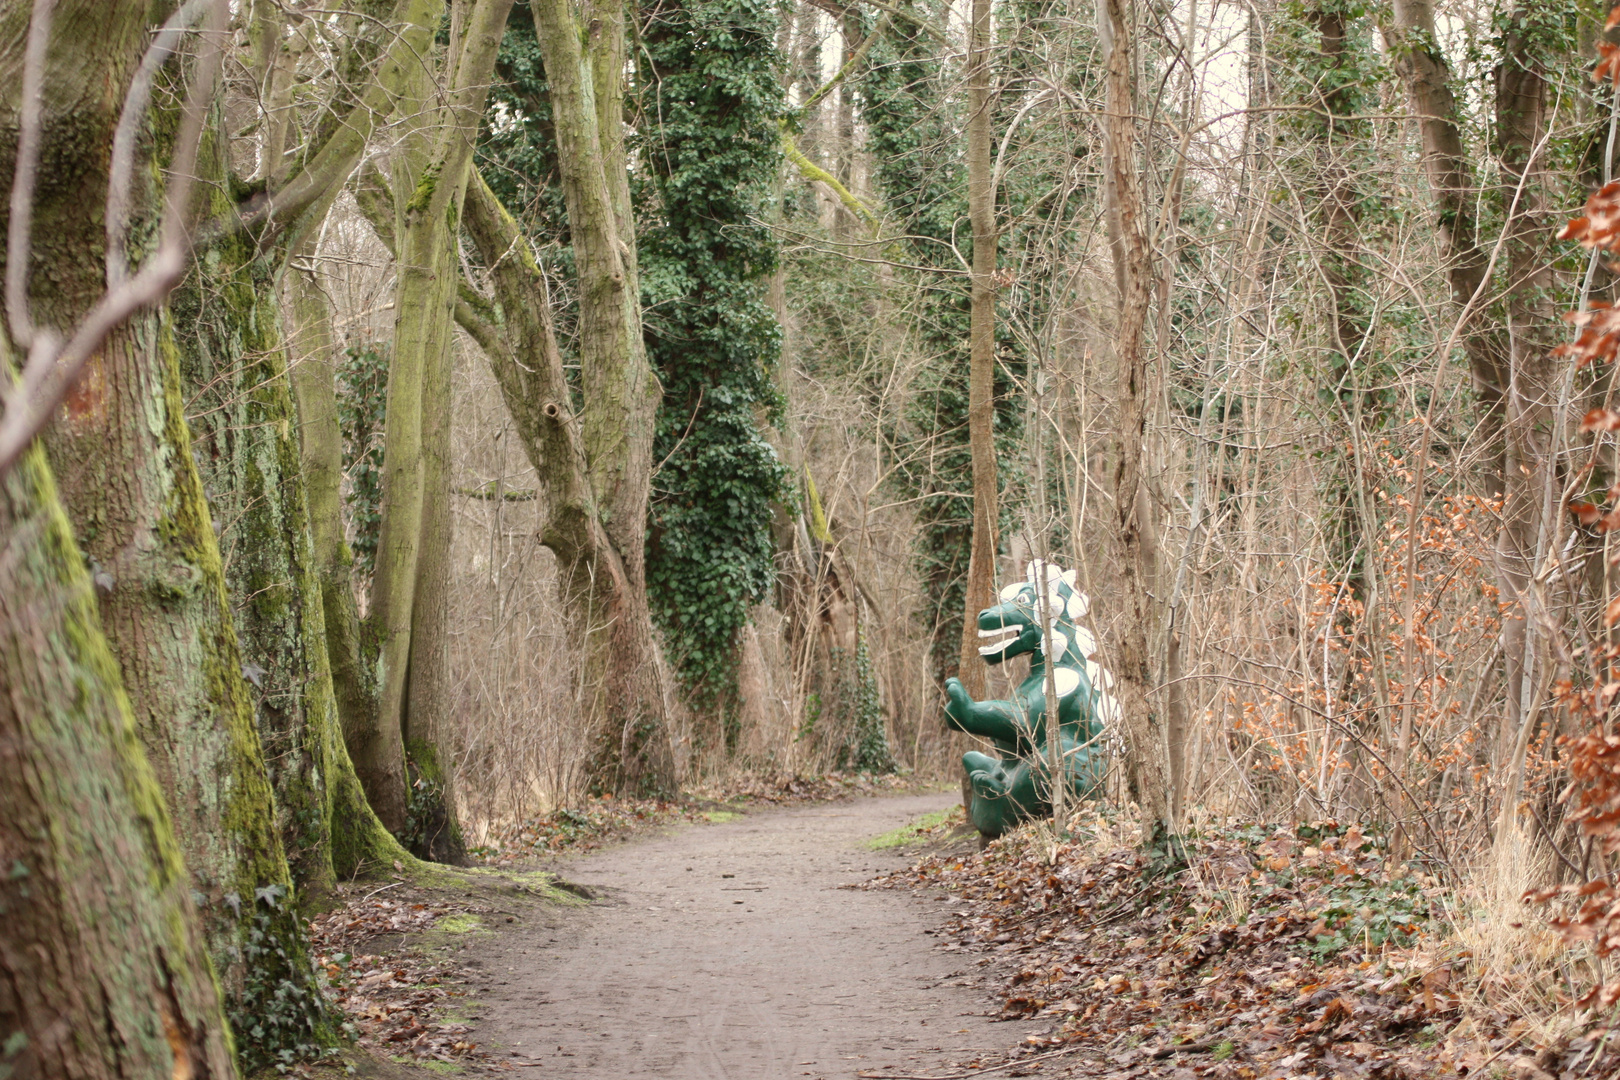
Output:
[462, 791, 1011, 1079]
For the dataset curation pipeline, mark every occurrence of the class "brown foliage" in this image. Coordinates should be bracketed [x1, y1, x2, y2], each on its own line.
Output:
[1534, 0, 1620, 1014]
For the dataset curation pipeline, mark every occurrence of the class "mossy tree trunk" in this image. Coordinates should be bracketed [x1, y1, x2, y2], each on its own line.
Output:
[0, 435, 235, 1080]
[178, 217, 410, 886]
[7, 0, 321, 1020]
[0, 1, 435, 1064]
[521, 0, 677, 794]
[285, 246, 408, 877]
[363, 0, 512, 859]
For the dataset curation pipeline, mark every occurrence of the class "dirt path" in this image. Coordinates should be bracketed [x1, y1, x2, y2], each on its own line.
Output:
[462, 791, 1012, 1079]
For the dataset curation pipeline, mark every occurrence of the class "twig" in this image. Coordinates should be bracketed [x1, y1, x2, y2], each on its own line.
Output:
[0, 0, 230, 477]
[856, 1042, 1085, 1080]
[361, 880, 407, 902]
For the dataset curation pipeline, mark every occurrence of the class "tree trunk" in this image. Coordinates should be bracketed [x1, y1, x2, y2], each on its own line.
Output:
[361, 0, 510, 858]
[460, 169, 677, 795]
[286, 248, 380, 782]
[955, 0, 1000, 702]
[1490, 11, 1556, 847]
[1097, 0, 1172, 837]
[522, 0, 677, 794]
[1382, 0, 1509, 454]
[0, 440, 235, 1080]
[3, 4, 336, 1060]
[283, 245, 416, 877]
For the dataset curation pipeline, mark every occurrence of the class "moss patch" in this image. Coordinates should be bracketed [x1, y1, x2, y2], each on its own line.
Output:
[435, 913, 483, 934]
[392, 1056, 461, 1075]
[701, 810, 742, 824]
[866, 808, 956, 850]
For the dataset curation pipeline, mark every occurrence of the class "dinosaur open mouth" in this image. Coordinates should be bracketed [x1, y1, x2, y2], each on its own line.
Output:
[977, 625, 1022, 656]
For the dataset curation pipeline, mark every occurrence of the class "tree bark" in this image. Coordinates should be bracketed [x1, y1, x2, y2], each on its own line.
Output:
[0, 440, 235, 1080]
[1490, 10, 1556, 847]
[460, 167, 677, 794]
[373, 0, 511, 860]
[518, 0, 678, 794]
[955, 0, 1000, 703]
[1097, 0, 1172, 836]
[2, 3, 334, 1049]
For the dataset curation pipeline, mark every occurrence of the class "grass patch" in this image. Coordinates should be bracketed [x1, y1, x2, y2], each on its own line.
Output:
[702, 810, 742, 824]
[435, 913, 483, 934]
[393, 1056, 462, 1074]
[867, 808, 957, 849]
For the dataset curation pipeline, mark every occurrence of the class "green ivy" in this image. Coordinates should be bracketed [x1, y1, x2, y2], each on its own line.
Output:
[637, 0, 790, 729]
[476, 1, 577, 336]
[849, 634, 895, 773]
[227, 883, 349, 1074]
[336, 339, 389, 585]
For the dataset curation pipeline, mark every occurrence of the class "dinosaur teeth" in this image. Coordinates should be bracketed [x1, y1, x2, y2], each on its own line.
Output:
[978, 628, 1018, 655]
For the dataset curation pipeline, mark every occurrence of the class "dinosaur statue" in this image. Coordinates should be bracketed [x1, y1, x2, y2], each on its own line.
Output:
[944, 561, 1116, 838]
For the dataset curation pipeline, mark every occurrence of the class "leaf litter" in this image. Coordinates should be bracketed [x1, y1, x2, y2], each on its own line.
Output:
[857, 807, 1620, 1079]
[309, 888, 517, 1069]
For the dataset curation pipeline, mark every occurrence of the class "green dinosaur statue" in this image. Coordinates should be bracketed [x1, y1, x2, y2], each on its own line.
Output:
[944, 561, 1115, 838]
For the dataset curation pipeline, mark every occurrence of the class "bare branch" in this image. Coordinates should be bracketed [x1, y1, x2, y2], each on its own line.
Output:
[0, 0, 231, 478]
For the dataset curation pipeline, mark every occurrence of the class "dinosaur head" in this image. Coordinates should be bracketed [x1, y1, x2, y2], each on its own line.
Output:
[974, 560, 1094, 666]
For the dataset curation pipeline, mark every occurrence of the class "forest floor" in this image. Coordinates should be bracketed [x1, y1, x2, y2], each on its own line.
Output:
[304, 791, 1618, 1080]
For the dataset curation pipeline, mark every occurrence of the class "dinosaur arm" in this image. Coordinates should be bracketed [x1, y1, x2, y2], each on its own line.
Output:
[944, 678, 1029, 743]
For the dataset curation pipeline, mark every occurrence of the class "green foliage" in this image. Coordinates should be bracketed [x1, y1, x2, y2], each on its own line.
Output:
[819, 634, 896, 773]
[1298, 873, 1431, 960]
[228, 883, 349, 1074]
[850, 634, 895, 773]
[637, 0, 790, 723]
[336, 340, 389, 584]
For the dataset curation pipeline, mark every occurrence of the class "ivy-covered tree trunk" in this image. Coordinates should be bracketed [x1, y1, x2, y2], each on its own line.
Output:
[0, 440, 235, 1080]
[639, 0, 788, 746]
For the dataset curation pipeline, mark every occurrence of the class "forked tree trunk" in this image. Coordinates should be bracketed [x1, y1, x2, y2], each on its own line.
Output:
[285, 247, 415, 876]
[367, 0, 510, 860]
[460, 169, 677, 795]
[520, 0, 677, 794]
[1097, 0, 1172, 836]
[0, 441, 235, 1080]
[955, 0, 1000, 702]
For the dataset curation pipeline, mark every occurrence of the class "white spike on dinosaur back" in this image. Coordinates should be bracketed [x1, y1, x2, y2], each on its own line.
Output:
[1072, 626, 1096, 657]
[1042, 630, 1068, 659]
[1050, 667, 1080, 698]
